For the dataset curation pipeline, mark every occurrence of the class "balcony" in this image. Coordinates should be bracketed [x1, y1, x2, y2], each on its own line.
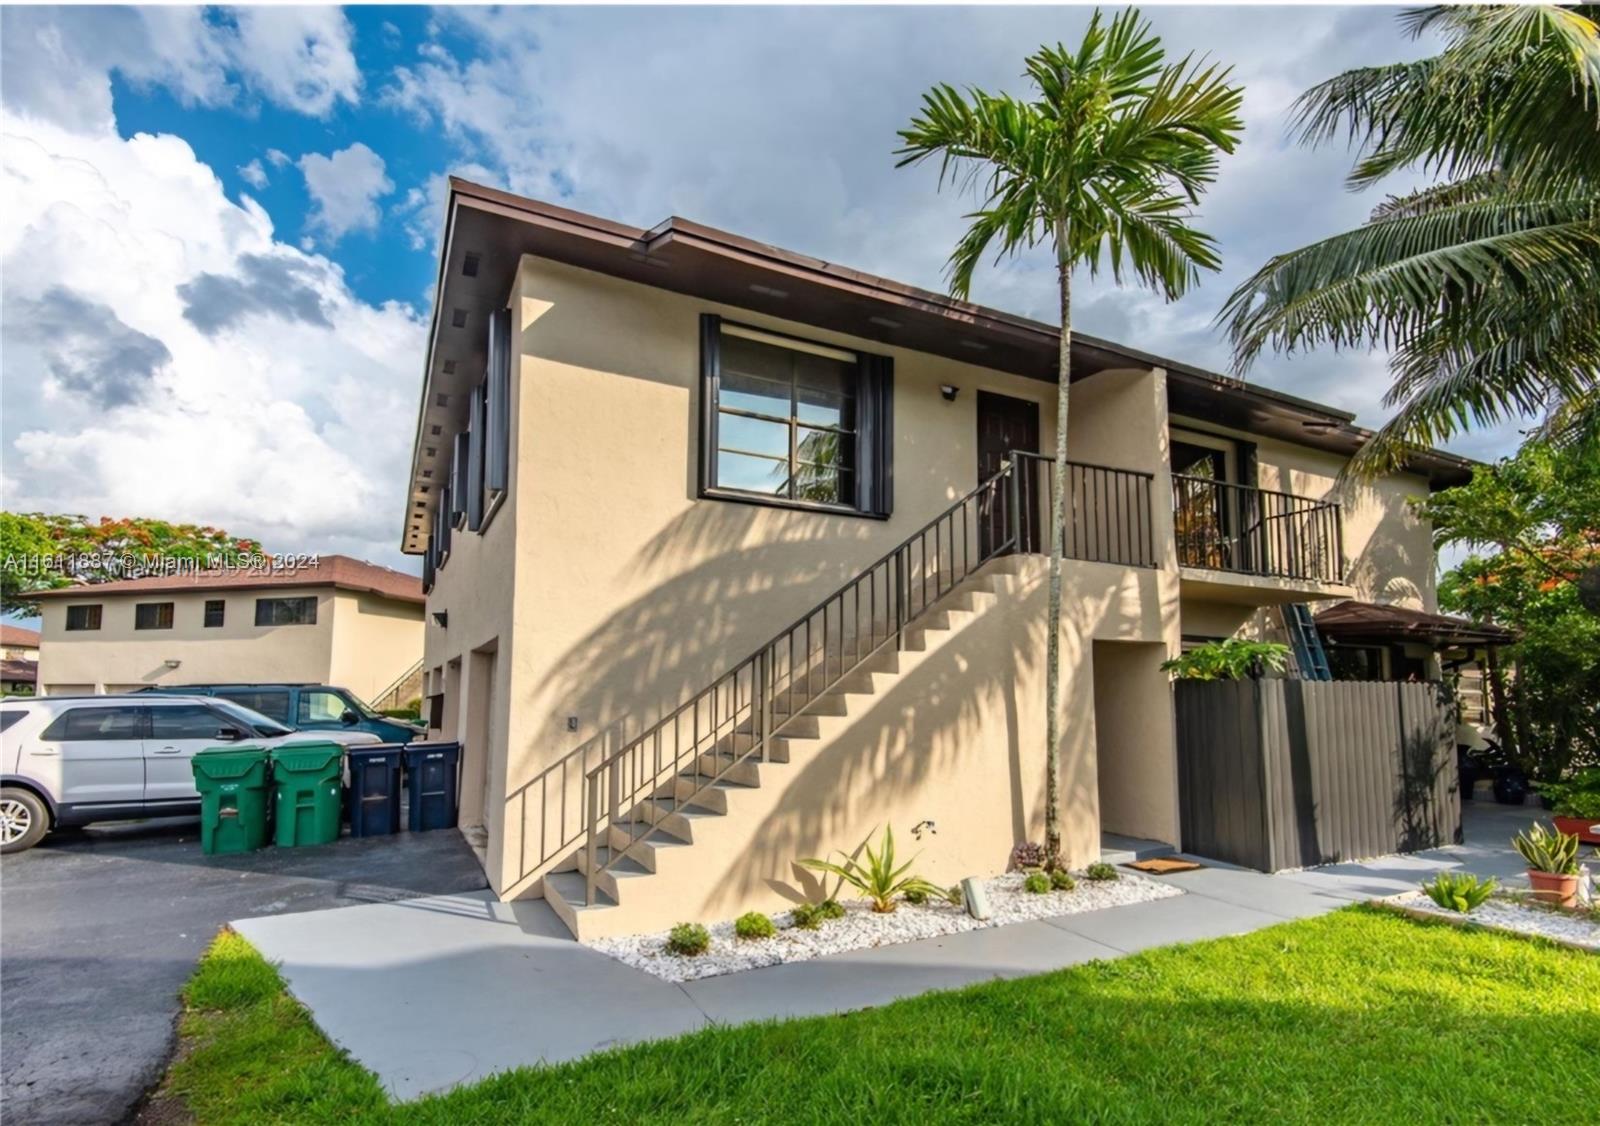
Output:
[1171, 474, 1347, 600]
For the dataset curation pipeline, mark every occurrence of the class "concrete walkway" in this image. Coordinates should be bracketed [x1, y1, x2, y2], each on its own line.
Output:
[232, 801, 1541, 1102]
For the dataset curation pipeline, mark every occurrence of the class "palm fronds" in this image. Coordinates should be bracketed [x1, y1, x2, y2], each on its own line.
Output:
[1223, 5, 1600, 475]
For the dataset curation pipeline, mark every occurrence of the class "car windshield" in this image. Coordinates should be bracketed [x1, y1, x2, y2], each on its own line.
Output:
[210, 698, 294, 738]
[350, 692, 386, 719]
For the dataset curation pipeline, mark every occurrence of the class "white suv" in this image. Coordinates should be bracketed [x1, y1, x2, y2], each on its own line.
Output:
[0, 694, 382, 854]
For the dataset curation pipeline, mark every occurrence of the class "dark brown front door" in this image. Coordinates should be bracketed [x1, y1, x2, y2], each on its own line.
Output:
[977, 391, 1041, 555]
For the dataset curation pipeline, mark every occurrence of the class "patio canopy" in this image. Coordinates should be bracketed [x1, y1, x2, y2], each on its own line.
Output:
[1313, 600, 1516, 649]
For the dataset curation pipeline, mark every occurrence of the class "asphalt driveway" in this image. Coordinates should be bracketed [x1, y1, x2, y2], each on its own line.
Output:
[0, 816, 487, 1125]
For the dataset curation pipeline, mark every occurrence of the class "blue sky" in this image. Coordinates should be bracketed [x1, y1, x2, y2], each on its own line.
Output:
[0, 5, 1523, 587]
[107, 7, 455, 309]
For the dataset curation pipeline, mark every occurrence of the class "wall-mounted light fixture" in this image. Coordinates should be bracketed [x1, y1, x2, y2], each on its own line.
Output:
[163, 659, 182, 670]
[940, 385, 960, 402]
[431, 611, 449, 628]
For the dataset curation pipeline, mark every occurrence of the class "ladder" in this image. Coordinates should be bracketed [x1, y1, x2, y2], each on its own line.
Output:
[1282, 603, 1332, 681]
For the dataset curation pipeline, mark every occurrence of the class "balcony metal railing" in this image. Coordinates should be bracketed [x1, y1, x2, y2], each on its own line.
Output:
[1171, 474, 1343, 583]
[1009, 453, 1157, 569]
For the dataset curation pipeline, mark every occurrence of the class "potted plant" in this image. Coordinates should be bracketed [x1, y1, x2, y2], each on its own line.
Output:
[1492, 763, 1530, 805]
[1511, 823, 1581, 907]
[1534, 768, 1600, 845]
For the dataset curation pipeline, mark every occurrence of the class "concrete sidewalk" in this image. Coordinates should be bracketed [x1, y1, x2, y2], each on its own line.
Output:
[232, 801, 1540, 1101]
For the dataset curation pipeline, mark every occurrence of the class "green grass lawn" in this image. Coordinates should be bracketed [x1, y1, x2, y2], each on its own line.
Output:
[157, 907, 1599, 1124]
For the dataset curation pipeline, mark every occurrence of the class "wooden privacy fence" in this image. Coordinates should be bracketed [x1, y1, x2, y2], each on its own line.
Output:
[1174, 678, 1459, 871]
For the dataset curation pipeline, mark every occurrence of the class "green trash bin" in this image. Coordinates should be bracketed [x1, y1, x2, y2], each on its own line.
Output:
[269, 742, 345, 848]
[192, 746, 271, 855]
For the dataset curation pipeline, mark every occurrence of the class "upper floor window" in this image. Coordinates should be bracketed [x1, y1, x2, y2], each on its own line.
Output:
[699, 316, 893, 518]
[254, 596, 317, 626]
[134, 602, 174, 630]
[65, 604, 102, 631]
[203, 599, 225, 628]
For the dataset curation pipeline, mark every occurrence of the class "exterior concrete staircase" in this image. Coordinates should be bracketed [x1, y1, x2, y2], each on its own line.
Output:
[541, 560, 1023, 940]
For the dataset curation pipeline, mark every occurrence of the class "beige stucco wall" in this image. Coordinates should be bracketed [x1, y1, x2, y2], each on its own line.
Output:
[569, 554, 1173, 935]
[37, 588, 336, 693]
[326, 591, 427, 703]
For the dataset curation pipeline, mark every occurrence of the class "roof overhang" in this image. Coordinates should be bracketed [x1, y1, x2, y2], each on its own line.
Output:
[1315, 599, 1516, 649]
[402, 179, 1478, 553]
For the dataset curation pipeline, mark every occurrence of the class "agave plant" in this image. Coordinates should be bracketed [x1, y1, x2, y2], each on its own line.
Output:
[1512, 822, 1581, 875]
[1420, 871, 1497, 914]
[800, 825, 944, 913]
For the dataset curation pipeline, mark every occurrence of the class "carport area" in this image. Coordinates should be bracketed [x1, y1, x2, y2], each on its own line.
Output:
[0, 816, 487, 1126]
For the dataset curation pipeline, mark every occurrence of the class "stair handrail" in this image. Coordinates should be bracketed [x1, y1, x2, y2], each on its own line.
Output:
[370, 657, 424, 711]
[575, 458, 1037, 904]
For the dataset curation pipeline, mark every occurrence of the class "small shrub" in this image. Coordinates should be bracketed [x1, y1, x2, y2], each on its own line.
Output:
[1536, 768, 1600, 820]
[734, 911, 775, 940]
[946, 884, 965, 906]
[1050, 869, 1076, 892]
[1009, 841, 1049, 871]
[788, 903, 821, 929]
[800, 825, 944, 913]
[1161, 639, 1289, 680]
[1023, 871, 1052, 894]
[1421, 872, 1496, 914]
[816, 898, 846, 921]
[666, 922, 710, 956]
[903, 886, 929, 905]
[1085, 862, 1119, 882]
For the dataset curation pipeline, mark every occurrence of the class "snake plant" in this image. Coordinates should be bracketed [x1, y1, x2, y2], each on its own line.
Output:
[1512, 822, 1580, 875]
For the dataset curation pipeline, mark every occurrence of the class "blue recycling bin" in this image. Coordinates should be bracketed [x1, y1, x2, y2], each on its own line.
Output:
[346, 745, 405, 837]
[402, 741, 461, 832]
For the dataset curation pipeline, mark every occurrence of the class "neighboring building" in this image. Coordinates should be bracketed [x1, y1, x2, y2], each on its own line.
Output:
[2, 624, 41, 661]
[405, 180, 1474, 937]
[30, 555, 424, 706]
[1, 625, 41, 695]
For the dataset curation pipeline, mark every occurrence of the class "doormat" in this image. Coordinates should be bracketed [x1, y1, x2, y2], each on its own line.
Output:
[1126, 858, 1202, 874]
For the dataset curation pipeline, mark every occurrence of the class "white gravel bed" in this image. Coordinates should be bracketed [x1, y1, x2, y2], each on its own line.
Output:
[1388, 890, 1600, 950]
[586, 870, 1184, 983]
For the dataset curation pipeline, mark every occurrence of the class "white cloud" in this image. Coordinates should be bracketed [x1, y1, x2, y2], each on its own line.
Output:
[298, 142, 394, 242]
[0, 111, 424, 567]
[228, 7, 361, 118]
[265, 147, 291, 168]
[0, 6, 359, 134]
[394, 163, 500, 252]
[238, 157, 268, 189]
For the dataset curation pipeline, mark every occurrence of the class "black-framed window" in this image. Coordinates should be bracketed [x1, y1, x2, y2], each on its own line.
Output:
[700, 315, 892, 517]
[254, 596, 317, 626]
[134, 602, 174, 630]
[203, 599, 225, 628]
[65, 604, 102, 631]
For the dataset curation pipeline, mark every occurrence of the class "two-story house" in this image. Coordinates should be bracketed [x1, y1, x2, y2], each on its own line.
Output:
[30, 555, 424, 710]
[405, 180, 1474, 938]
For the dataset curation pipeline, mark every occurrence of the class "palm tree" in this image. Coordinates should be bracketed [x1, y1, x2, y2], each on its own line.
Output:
[896, 8, 1243, 859]
[1223, 5, 1600, 474]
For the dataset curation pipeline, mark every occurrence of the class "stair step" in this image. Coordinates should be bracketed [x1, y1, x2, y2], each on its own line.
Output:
[694, 749, 766, 782]
[627, 797, 714, 836]
[544, 869, 617, 911]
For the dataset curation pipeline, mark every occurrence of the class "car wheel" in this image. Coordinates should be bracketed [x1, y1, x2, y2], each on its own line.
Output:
[0, 788, 50, 854]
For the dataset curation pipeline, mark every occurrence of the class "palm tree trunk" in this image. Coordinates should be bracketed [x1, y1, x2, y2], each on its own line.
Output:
[1045, 229, 1071, 862]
